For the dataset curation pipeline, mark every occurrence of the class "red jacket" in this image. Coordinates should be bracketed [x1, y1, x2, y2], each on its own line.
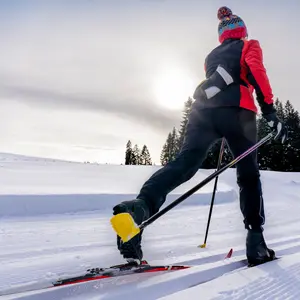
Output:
[200, 38, 275, 115]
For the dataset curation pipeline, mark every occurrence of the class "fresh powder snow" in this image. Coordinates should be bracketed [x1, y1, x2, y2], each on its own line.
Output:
[1, 152, 300, 299]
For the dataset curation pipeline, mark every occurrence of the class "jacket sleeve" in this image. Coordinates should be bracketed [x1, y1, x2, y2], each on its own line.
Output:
[244, 40, 276, 115]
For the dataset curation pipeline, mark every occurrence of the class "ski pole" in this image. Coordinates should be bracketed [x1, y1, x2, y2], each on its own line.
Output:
[111, 132, 274, 242]
[200, 138, 226, 248]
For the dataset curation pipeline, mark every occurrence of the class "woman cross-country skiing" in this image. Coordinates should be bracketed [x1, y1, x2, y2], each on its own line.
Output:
[112, 6, 287, 266]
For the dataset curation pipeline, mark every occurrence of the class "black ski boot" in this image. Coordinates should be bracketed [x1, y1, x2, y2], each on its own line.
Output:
[113, 199, 150, 261]
[246, 229, 276, 267]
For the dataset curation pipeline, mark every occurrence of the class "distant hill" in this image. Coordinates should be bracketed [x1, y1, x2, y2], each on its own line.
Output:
[0, 152, 75, 164]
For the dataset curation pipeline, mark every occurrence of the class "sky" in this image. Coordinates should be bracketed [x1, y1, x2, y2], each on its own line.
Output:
[0, 0, 299, 164]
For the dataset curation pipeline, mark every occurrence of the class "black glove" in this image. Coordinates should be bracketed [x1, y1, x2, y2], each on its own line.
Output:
[264, 113, 288, 144]
[113, 199, 150, 225]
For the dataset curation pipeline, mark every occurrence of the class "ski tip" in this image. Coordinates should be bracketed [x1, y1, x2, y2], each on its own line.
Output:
[110, 213, 141, 242]
[225, 248, 233, 259]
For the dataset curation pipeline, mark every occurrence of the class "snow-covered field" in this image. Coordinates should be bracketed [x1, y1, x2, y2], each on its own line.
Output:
[1, 152, 300, 299]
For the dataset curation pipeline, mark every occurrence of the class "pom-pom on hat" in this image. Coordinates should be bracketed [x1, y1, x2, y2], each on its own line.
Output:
[217, 6, 248, 43]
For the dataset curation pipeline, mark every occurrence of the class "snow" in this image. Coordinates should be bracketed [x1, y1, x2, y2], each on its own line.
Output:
[0, 152, 300, 299]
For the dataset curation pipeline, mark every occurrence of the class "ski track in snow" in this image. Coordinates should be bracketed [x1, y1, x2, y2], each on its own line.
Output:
[1, 153, 300, 299]
[159, 253, 300, 300]
[215, 262, 300, 300]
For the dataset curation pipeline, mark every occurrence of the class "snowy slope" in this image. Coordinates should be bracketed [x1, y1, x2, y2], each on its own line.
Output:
[0, 152, 300, 299]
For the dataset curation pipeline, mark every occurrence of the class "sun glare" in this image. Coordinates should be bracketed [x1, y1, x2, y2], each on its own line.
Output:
[153, 68, 195, 110]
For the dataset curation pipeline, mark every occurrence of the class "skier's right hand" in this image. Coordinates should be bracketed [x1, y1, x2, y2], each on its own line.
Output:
[264, 113, 288, 144]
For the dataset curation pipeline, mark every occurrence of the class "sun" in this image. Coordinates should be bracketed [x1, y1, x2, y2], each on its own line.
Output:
[153, 68, 195, 110]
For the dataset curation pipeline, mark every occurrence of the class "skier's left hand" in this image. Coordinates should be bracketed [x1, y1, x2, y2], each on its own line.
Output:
[264, 113, 288, 144]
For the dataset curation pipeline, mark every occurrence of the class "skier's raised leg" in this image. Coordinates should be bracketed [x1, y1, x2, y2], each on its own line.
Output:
[113, 107, 220, 260]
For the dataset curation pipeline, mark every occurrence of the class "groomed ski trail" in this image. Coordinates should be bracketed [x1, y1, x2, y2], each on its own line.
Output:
[3, 237, 300, 300]
[160, 252, 300, 300]
[1, 157, 300, 299]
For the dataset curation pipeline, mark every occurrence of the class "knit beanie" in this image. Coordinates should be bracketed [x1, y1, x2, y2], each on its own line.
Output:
[217, 6, 248, 43]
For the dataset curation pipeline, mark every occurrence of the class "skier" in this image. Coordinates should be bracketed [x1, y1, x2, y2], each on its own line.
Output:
[112, 7, 288, 266]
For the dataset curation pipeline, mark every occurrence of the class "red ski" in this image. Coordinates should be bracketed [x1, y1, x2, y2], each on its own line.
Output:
[53, 248, 234, 287]
[53, 260, 190, 287]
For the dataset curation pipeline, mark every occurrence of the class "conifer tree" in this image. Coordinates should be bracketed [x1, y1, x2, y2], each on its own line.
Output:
[283, 100, 300, 171]
[131, 144, 140, 165]
[177, 97, 193, 153]
[125, 140, 133, 165]
[159, 95, 300, 172]
[160, 132, 173, 165]
[257, 98, 300, 171]
[160, 128, 179, 165]
[160, 142, 169, 166]
[170, 127, 179, 159]
[140, 145, 152, 165]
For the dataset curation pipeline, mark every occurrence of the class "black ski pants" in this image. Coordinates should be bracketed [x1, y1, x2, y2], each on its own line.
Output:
[137, 105, 265, 231]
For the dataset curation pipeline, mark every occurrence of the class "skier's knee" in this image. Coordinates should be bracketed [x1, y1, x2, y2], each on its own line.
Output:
[237, 172, 260, 188]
